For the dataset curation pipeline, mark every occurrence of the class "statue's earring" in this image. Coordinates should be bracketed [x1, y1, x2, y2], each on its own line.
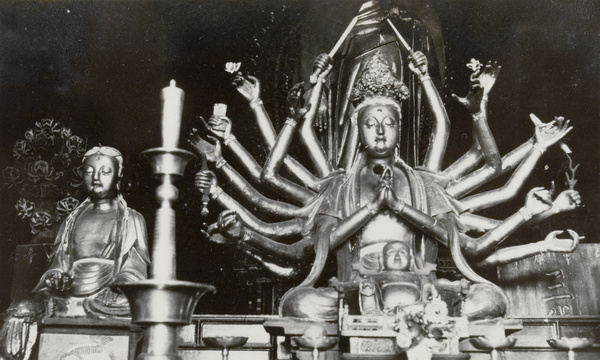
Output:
[394, 144, 402, 163]
[116, 173, 122, 191]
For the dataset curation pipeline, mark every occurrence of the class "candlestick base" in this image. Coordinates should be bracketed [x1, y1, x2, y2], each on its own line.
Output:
[114, 279, 215, 325]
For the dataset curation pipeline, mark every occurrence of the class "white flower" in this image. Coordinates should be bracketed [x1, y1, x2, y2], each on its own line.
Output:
[56, 197, 80, 218]
[423, 295, 448, 324]
[15, 198, 35, 219]
[225, 62, 241, 74]
[466, 58, 482, 72]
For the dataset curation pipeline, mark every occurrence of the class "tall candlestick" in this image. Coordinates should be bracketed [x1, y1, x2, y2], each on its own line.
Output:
[116, 81, 214, 360]
[161, 80, 185, 148]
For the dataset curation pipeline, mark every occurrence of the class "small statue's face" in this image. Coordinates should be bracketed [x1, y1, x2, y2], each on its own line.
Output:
[383, 242, 411, 271]
[360, 280, 376, 296]
[358, 104, 400, 159]
[82, 154, 119, 200]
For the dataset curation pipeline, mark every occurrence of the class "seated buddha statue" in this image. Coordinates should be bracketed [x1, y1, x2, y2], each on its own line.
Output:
[353, 241, 424, 315]
[0, 146, 150, 360]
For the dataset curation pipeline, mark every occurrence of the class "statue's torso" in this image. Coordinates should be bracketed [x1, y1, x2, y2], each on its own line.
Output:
[72, 206, 117, 259]
[377, 271, 422, 309]
[353, 165, 415, 276]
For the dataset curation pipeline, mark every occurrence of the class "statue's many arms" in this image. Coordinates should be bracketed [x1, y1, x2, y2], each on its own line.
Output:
[189, 15, 580, 322]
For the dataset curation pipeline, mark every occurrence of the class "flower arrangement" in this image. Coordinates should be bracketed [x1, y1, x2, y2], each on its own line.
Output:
[394, 292, 460, 360]
[2, 118, 86, 240]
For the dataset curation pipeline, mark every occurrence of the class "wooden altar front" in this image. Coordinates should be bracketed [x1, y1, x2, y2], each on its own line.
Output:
[13, 245, 600, 360]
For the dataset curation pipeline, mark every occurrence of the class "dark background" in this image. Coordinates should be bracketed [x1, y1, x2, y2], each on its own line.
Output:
[0, 0, 598, 314]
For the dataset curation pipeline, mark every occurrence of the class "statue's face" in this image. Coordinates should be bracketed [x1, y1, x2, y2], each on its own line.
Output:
[358, 104, 400, 159]
[82, 154, 119, 200]
[383, 242, 411, 271]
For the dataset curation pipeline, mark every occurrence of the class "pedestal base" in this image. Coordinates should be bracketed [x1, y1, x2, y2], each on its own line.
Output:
[38, 317, 143, 360]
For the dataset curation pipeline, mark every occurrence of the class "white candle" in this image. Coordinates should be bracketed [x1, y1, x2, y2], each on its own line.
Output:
[161, 80, 185, 148]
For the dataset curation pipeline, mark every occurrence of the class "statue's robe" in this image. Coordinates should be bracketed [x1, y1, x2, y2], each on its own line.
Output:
[282, 154, 464, 320]
[306, 154, 463, 283]
[33, 200, 150, 317]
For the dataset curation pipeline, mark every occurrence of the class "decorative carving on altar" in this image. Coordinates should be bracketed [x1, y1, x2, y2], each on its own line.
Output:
[38, 333, 129, 360]
[0, 146, 150, 360]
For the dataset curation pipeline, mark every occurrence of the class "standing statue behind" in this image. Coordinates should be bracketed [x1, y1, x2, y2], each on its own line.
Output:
[0, 146, 150, 360]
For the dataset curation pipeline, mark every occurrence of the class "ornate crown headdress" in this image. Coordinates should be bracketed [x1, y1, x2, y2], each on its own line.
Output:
[349, 50, 409, 109]
[83, 145, 124, 175]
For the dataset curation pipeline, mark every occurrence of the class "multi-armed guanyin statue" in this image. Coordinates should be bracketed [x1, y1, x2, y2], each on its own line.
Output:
[190, 1, 581, 323]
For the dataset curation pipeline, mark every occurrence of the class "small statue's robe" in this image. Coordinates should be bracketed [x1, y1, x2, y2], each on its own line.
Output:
[33, 200, 150, 317]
